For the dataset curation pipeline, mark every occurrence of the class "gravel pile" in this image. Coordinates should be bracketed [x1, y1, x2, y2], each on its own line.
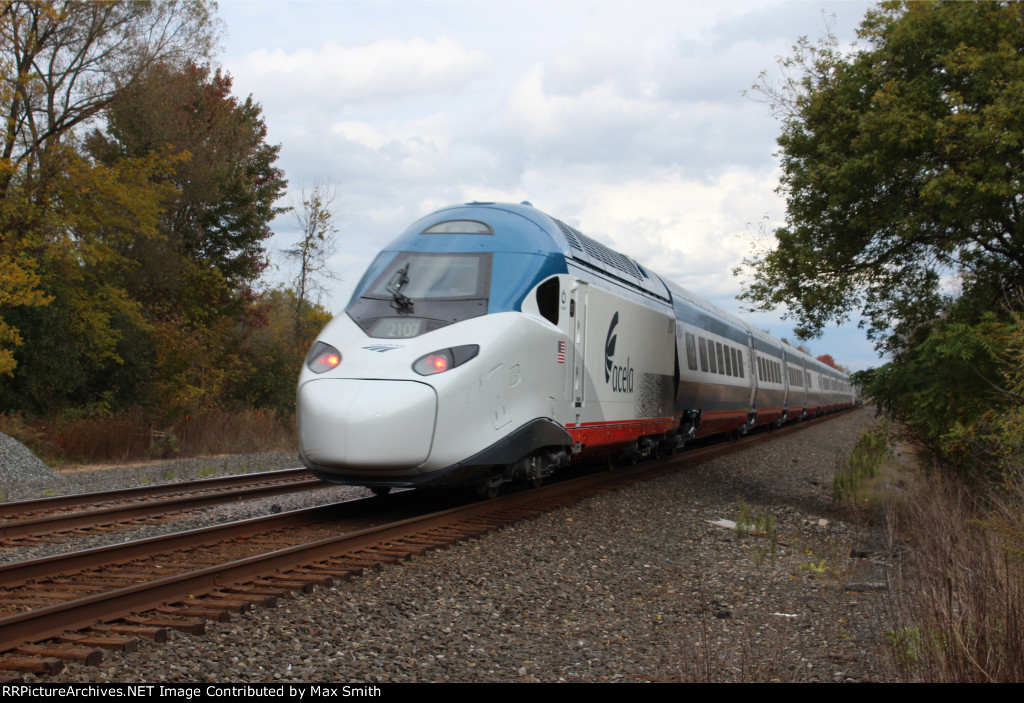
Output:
[0, 432, 60, 495]
[31, 408, 895, 683]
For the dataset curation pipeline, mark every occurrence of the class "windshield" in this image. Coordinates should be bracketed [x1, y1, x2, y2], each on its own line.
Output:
[367, 253, 490, 300]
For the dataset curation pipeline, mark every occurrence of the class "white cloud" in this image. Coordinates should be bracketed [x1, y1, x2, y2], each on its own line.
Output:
[232, 36, 492, 112]
[217, 0, 883, 369]
[531, 169, 783, 296]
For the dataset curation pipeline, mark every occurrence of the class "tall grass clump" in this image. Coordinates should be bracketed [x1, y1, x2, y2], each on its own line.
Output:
[885, 473, 1024, 681]
[833, 419, 890, 504]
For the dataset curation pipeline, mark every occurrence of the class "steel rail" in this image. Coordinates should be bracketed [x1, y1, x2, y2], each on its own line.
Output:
[0, 470, 322, 541]
[0, 468, 311, 518]
[0, 409, 854, 655]
[0, 480, 323, 542]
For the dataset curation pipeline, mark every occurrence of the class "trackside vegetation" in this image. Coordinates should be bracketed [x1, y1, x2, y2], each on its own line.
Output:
[0, 1, 328, 463]
[745, 1, 1024, 681]
[742, 0, 1024, 486]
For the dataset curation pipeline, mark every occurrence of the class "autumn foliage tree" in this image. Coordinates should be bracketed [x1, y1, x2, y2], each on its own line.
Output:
[0, 1, 219, 411]
[87, 61, 288, 414]
[0, 1, 295, 425]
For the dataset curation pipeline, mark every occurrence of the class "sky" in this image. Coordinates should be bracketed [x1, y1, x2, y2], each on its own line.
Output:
[215, 0, 881, 371]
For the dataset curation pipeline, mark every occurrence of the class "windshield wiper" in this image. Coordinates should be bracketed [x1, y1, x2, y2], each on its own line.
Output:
[387, 263, 414, 311]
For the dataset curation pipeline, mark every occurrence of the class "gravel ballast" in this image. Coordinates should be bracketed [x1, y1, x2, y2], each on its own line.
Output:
[22, 408, 894, 683]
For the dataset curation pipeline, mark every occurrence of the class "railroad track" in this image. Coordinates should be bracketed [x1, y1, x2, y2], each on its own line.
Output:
[0, 411, 851, 679]
[0, 468, 325, 546]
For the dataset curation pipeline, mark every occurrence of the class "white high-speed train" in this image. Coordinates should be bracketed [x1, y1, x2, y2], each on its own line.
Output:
[297, 202, 855, 495]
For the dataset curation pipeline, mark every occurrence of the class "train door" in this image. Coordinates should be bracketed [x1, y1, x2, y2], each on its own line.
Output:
[570, 279, 589, 408]
[745, 331, 756, 408]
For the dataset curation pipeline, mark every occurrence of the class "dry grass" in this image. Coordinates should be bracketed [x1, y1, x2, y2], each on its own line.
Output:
[167, 409, 296, 457]
[885, 471, 1024, 681]
[1, 409, 296, 466]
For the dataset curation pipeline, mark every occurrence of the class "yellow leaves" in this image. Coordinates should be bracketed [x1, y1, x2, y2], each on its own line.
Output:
[0, 252, 52, 376]
[56, 146, 183, 255]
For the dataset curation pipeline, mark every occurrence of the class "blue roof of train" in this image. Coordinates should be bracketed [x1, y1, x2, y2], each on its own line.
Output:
[395, 202, 669, 300]
[393, 202, 569, 255]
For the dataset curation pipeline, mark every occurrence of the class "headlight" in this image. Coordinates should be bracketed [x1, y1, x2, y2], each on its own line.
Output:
[412, 344, 479, 376]
[306, 341, 342, 373]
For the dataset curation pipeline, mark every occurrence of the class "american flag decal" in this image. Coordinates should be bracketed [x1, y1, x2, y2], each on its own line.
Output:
[557, 340, 566, 364]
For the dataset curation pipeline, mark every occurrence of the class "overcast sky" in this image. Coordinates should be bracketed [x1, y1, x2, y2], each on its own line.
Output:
[216, 0, 880, 371]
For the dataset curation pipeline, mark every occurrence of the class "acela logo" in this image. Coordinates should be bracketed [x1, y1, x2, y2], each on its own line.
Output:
[604, 311, 634, 393]
[604, 312, 618, 383]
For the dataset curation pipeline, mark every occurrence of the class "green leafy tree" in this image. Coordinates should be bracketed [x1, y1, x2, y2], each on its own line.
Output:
[740, 1, 1024, 351]
[89, 61, 287, 297]
[853, 297, 1022, 483]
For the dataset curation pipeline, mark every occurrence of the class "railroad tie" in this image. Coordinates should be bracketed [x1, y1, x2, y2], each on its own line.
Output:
[158, 605, 232, 623]
[15, 644, 103, 666]
[56, 633, 139, 653]
[249, 578, 316, 594]
[90, 624, 170, 643]
[0, 655, 64, 675]
[121, 614, 206, 635]
[194, 596, 254, 614]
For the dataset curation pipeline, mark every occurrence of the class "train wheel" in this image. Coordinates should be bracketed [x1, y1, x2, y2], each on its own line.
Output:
[370, 486, 392, 497]
[478, 480, 501, 500]
[604, 454, 617, 472]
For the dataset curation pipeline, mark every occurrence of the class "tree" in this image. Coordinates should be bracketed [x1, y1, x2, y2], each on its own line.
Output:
[0, 144, 181, 412]
[89, 61, 287, 293]
[282, 184, 339, 341]
[739, 1, 1024, 352]
[0, 1, 218, 198]
[235, 287, 331, 415]
[0, 0, 219, 385]
[83, 61, 288, 415]
[852, 298, 1022, 482]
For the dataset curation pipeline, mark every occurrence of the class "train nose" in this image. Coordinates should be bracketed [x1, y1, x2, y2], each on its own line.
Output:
[298, 379, 437, 470]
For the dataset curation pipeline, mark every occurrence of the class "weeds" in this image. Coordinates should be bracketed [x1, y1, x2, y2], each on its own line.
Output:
[884, 470, 1024, 681]
[799, 560, 828, 575]
[834, 420, 891, 504]
[734, 499, 780, 566]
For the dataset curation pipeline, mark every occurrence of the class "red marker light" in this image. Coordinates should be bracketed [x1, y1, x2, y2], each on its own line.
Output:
[306, 342, 342, 373]
[412, 346, 478, 376]
[413, 349, 454, 375]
